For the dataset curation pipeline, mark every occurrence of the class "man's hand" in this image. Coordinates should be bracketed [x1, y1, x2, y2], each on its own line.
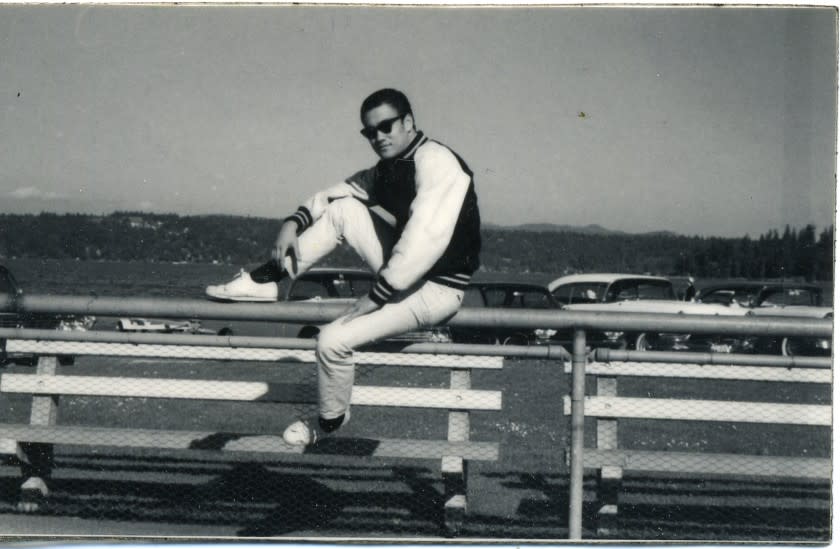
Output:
[340, 295, 381, 324]
[272, 221, 301, 273]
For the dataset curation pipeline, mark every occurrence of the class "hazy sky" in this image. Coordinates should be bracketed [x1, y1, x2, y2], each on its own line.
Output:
[0, 5, 836, 237]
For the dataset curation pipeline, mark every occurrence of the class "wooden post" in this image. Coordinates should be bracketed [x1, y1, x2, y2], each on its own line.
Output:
[18, 355, 60, 512]
[596, 376, 621, 537]
[443, 368, 470, 536]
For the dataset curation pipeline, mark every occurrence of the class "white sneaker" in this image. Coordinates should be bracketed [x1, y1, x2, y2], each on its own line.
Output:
[283, 412, 350, 446]
[205, 269, 279, 302]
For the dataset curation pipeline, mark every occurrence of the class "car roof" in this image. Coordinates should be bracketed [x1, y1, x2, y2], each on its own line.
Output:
[548, 273, 670, 291]
[298, 267, 374, 278]
[469, 281, 550, 292]
[698, 281, 822, 294]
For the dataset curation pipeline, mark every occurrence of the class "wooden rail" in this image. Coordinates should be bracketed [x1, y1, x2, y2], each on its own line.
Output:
[0, 337, 505, 535]
[563, 351, 831, 537]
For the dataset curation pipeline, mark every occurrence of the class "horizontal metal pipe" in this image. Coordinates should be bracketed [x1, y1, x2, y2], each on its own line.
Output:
[0, 327, 314, 350]
[0, 327, 571, 359]
[382, 342, 572, 360]
[0, 294, 347, 324]
[594, 348, 832, 370]
[0, 293, 832, 337]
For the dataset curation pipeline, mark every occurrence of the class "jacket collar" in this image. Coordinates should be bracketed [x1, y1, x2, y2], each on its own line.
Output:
[396, 131, 427, 161]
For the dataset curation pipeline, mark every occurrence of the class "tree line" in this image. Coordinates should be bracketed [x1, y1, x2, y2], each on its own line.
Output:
[0, 212, 833, 281]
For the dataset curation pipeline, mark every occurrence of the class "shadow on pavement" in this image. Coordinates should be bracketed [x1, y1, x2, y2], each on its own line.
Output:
[0, 452, 498, 538]
[0, 455, 829, 541]
[478, 471, 830, 542]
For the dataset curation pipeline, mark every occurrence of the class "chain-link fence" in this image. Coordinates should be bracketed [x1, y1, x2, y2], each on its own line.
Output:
[0, 299, 832, 542]
[567, 346, 831, 541]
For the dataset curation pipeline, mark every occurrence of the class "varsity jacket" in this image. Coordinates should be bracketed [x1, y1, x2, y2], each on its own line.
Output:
[285, 132, 481, 306]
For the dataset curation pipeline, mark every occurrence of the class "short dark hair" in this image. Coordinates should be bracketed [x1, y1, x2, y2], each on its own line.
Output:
[360, 88, 413, 120]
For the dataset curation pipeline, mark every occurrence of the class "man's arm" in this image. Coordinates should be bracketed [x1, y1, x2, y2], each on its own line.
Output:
[274, 167, 378, 270]
[283, 167, 378, 236]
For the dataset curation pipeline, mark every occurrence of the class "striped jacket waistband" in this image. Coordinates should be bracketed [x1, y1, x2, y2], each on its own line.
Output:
[368, 272, 471, 306]
[428, 272, 471, 290]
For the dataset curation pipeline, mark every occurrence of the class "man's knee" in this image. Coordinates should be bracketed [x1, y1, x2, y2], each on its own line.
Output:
[316, 324, 353, 366]
[325, 197, 369, 227]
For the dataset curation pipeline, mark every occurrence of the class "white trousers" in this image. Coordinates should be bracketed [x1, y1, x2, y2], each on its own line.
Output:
[283, 198, 465, 420]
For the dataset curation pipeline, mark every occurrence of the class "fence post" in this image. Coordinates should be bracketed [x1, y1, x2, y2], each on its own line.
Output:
[568, 328, 587, 539]
[443, 367, 471, 536]
[18, 355, 60, 512]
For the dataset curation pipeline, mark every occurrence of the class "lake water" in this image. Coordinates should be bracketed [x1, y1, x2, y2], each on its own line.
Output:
[5, 258, 244, 298]
[2, 258, 558, 298]
[2, 257, 833, 303]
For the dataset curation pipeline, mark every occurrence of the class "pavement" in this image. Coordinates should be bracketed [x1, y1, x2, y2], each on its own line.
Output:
[0, 456, 569, 541]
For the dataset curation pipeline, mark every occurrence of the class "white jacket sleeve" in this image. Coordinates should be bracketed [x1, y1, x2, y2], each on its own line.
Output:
[285, 167, 377, 232]
[374, 142, 471, 297]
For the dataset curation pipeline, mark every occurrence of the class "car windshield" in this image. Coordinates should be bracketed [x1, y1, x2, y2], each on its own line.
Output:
[606, 279, 675, 302]
[698, 288, 757, 306]
[287, 273, 373, 301]
[463, 286, 486, 307]
[552, 282, 608, 305]
[484, 287, 555, 309]
[759, 288, 821, 307]
[0, 268, 16, 294]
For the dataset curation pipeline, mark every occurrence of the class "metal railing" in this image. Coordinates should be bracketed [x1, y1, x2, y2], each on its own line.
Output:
[0, 293, 832, 539]
[0, 293, 830, 338]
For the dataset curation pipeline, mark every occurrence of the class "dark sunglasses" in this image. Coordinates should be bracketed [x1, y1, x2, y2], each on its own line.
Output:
[360, 115, 404, 140]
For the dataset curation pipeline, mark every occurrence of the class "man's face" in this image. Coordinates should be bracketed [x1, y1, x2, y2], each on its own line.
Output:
[361, 103, 415, 160]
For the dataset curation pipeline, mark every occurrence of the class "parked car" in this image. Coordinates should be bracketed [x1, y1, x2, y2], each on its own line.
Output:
[0, 264, 95, 365]
[450, 281, 560, 345]
[116, 317, 217, 335]
[547, 273, 752, 353]
[696, 281, 829, 310]
[695, 282, 832, 356]
[550, 273, 679, 306]
[209, 268, 451, 344]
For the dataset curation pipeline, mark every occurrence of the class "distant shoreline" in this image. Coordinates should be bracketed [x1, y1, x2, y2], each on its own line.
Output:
[0, 212, 833, 283]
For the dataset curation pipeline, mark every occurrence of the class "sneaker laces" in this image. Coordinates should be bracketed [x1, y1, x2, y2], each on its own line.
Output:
[286, 412, 350, 446]
[284, 417, 319, 445]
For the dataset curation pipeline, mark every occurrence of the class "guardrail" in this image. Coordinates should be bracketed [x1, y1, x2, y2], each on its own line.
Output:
[0, 293, 832, 539]
[0, 293, 831, 337]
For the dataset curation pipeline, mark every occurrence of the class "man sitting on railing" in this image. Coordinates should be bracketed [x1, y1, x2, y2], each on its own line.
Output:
[205, 88, 482, 446]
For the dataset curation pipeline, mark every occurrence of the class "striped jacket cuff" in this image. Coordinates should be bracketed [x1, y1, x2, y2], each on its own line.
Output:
[369, 277, 396, 306]
[283, 206, 313, 235]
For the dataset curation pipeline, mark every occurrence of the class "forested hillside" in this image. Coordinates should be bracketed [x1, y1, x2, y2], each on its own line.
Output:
[0, 212, 833, 281]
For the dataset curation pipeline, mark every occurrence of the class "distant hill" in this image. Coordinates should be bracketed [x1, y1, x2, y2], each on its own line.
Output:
[484, 222, 678, 237]
[0, 212, 832, 281]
